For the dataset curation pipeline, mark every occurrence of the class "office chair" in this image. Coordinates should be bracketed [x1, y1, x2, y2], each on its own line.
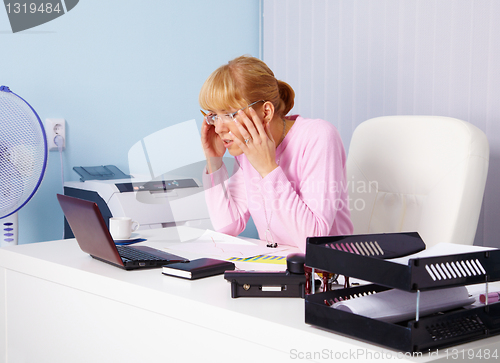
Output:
[346, 116, 489, 248]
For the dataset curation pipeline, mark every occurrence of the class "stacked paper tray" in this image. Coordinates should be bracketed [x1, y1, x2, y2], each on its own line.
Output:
[305, 233, 500, 291]
[304, 233, 500, 352]
[305, 283, 500, 352]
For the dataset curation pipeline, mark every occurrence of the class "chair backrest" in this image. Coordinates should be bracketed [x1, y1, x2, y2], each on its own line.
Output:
[346, 116, 489, 248]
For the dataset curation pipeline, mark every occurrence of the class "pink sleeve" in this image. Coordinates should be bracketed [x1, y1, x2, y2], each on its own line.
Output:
[202, 162, 250, 236]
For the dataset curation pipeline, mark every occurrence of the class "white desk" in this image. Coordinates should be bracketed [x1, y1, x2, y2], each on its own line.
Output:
[1, 227, 499, 363]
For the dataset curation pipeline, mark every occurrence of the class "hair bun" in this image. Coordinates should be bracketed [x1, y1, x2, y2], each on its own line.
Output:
[278, 80, 295, 116]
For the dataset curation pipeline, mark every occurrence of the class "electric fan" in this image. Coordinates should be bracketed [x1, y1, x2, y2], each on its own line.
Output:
[0, 86, 48, 246]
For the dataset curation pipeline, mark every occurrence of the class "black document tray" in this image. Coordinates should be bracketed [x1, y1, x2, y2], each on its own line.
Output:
[306, 233, 500, 291]
[304, 233, 500, 352]
[306, 284, 500, 352]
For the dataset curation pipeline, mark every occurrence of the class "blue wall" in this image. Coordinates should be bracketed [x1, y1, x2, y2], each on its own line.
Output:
[1, 0, 261, 244]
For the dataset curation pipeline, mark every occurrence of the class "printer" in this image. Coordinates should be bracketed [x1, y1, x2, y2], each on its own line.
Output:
[63, 166, 212, 238]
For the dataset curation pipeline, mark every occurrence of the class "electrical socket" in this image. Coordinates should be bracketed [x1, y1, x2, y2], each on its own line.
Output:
[45, 118, 66, 151]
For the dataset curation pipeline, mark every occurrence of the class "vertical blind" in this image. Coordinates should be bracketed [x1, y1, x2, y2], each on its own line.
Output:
[263, 0, 500, 247]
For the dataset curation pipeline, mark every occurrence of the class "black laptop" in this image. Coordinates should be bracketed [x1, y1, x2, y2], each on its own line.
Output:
[57, 194, 188, 270]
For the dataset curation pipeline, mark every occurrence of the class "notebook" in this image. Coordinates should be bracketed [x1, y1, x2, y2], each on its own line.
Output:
[162, 258, 235, 280]
[57, 194, 188, 270]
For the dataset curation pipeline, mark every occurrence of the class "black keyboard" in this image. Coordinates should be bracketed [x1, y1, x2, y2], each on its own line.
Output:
[116, 246, 164, 262]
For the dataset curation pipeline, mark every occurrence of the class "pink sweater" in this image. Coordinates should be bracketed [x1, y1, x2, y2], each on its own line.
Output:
[203, 116, 353, 252]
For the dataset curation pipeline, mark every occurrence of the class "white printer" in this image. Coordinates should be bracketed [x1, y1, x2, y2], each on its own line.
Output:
[63, 165, 212, 238]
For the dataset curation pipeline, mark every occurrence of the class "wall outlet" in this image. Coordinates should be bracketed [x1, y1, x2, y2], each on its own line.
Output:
[45, 118, 66, 151]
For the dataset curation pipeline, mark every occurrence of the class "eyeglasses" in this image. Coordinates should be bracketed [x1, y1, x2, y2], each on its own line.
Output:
[203, 100, 265, 126]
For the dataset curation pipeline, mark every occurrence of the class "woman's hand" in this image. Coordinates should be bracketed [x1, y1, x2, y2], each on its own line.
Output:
[232, 107, 278, 178]
[201, 118, 224, 172]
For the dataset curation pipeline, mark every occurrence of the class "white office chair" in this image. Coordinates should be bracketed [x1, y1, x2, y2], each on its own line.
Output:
[346, 116, 489, 248]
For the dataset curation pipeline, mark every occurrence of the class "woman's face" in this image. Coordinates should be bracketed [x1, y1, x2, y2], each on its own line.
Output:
[210, 108, 247, 156]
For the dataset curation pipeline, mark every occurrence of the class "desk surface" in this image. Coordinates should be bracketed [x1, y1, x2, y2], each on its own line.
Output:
[1, 227, 499, 363]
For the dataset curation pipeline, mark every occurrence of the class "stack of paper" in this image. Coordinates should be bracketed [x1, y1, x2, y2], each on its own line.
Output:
[389, 243, 495, 265]
[332, 286, 474, 323]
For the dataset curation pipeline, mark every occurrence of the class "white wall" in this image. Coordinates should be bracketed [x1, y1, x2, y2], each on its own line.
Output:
[1, 0, 262, 244]
[263, 0, 500, 247]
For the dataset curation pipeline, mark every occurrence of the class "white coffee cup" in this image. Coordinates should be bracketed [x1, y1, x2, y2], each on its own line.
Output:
[109, 217, 140, 240]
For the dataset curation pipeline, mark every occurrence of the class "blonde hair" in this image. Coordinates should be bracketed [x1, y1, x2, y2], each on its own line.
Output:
[199, 55, 295, 117]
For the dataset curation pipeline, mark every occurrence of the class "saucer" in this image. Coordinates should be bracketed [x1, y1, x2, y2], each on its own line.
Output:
[113, 233, 143, 244]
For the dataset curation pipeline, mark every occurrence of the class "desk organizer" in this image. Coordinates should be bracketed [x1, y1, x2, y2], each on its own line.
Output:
[304, 233, 500, 352]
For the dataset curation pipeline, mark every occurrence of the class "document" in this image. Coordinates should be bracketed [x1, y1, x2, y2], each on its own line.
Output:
[164, 230, 289, 259]
[332, 286, 474, 323]
[388, 243, 495, 265]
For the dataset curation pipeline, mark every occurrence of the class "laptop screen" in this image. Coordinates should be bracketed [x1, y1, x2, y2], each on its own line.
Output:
[57, 194, 124, 266]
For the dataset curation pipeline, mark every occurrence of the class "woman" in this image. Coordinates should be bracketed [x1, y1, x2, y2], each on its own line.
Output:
[200, 55, 353, 252]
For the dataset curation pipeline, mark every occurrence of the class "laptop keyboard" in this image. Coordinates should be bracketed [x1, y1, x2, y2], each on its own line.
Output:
[116, 246, 164, 262]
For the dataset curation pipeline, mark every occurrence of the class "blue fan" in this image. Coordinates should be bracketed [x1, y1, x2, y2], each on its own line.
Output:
[0, 86, 48, 246]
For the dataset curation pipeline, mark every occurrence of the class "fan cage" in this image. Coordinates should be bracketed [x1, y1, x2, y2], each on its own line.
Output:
[0, 86, 48, 219]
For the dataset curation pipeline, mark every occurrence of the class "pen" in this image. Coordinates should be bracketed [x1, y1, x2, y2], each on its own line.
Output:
[479, 291, 500, 304]
[200, 110, 207, 117]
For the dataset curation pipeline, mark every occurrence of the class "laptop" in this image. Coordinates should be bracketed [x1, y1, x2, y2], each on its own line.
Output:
[57, 194, 188, 270]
